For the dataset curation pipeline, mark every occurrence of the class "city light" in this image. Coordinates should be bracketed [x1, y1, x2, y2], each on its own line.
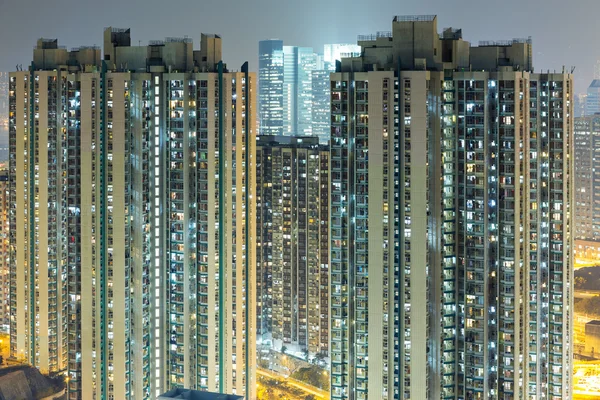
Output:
[0, 6, 593, 400]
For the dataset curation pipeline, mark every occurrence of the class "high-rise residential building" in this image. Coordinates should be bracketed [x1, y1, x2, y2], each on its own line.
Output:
[574, 115, 600, 241]
[585, 80, 600, 116]
[10, 28, 256, 399]
[259, 40, 284, 137]
[0, 169, 8, 329]
[255, 136, 329, 357]
[330, 15, 573, 400]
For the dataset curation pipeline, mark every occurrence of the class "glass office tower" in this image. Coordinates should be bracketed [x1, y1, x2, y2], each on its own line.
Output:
[259, 40, 284, 137]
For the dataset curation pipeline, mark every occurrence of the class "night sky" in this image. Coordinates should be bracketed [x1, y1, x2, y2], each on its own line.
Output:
[0, 0, 596, 94]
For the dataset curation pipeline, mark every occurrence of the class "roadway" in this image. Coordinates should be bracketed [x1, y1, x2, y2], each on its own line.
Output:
[574, 361, 600, 398]
[258, 368, 329, 399]
[575, 290, 600, 299]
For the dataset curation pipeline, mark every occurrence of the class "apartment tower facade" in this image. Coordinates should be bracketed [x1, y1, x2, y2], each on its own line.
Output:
[330, 15, 573, 400]
[574, 115, 600, 241]
[9, 29, 256, 399]
[0, 170, 8, 329]
[255, 136, 329, 357]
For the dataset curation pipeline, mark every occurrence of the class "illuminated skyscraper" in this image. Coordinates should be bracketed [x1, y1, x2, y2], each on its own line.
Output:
[330, 15, 573, 400]
[259, 40, 284, 136]
[585, 80, 600, 116]
[260, 41, 341, 144]
[311, 56, 333, 144]
[10, 28, 256, 400]
[282, 46, 316, 138]
[255, 136, 329, 357]
[574, 93, 586, 118]
[574, 115, 600, 241]
[0, 72, 7, 121]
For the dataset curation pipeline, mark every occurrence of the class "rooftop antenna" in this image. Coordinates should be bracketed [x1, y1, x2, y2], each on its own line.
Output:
[571, 66, 576, 74]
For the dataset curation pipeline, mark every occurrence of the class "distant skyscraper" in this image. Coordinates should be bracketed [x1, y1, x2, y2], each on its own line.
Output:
[311, 66, 332, 144]
[0, 169, 8, 329]
[255, 136, 329, 357]
[0, 72, 7, 151]
[574, 115, 600, 241]
[330, 15, 573, 400]
[260, 41, 348, 144]
[10, 29, 256, 399]
[574, 93, 587, 117]
[282, 46, 315, 137]
[259, 40, 284, 136]
[0, 72, 7, 118]
[586, 80, 600, 115]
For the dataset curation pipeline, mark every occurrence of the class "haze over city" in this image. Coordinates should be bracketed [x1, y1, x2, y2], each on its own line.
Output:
[0, 0, 599, 399]
[0, 0, 597, 93]
[0, 0, 596, 150]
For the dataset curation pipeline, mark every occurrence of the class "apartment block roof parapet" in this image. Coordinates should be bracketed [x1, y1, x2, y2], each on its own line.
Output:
[440, 28, 463, 40]
[478, 37, 532, 47]
[148, 40, 165, 46]
[340, 52, 361, 58]
[71, 46, 100, 52]
[357, 31, 392, 41]
[107, 27, 130, 33]
[33, 45, 66, 50]
[393, 15, 436, 22]
[36, 38, 65, 50]
[165, 37, 193, 44]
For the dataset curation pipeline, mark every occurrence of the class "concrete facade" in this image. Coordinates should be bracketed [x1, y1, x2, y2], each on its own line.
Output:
[0, 170, 8, 329]
[255, 136, 329, 356]
[331, 15, 573, 400]
[10, 28, 256, 400]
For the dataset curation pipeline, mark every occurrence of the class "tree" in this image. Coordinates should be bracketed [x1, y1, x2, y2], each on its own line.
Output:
[259, 357, 270, 369]
[575, 295, 600, 317]
[281, 355, 303, 376]
[575, 266, 600, 291]
[291, 365, 330, 390]
[280, 345, 288, 354]
[575, 276, 588, 289]
[313, 352, 326, 366]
